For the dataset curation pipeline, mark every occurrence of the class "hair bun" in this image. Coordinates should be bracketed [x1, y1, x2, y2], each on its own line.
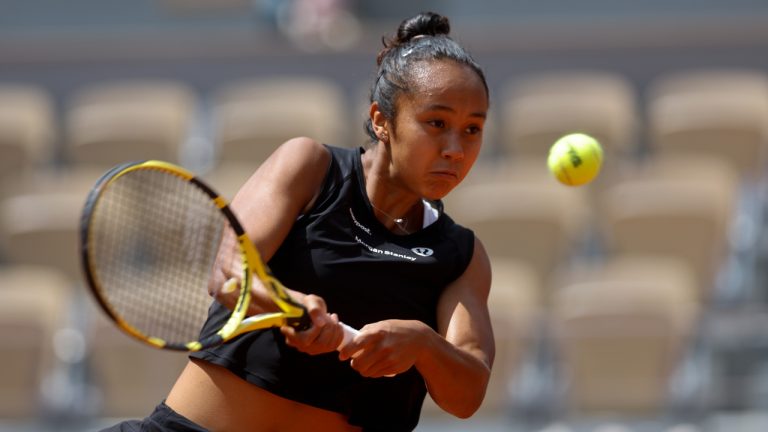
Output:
[377, 12, 451, 65]
[396, 11, 450, 43]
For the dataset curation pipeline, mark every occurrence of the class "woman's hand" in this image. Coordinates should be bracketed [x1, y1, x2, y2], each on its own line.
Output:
[280, 294, 345, 355]
[338, 319, 430, 378]
[213, 277, 344, 355]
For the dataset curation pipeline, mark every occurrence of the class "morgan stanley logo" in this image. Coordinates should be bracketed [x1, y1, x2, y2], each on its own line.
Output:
[411, 247, 434, 257]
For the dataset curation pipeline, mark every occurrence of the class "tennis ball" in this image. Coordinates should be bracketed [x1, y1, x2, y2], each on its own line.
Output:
[547, 133, 603, 186]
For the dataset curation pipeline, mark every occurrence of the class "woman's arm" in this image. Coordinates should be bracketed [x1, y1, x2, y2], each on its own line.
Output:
[338, 237, 494, 418]
[230, 137, 330, 261]
[208, 137, 328, 302]
[417, 238, 494, 417]
[208, 137, 345, 352]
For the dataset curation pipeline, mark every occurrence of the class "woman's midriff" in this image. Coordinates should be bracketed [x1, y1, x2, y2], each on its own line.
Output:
[166, 359, 361, 432]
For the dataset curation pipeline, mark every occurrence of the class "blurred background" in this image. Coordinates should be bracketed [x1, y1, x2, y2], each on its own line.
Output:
[2, 1, 768, 431]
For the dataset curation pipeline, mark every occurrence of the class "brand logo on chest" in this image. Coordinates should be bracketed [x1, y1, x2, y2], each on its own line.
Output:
[411, 247, 434, 257]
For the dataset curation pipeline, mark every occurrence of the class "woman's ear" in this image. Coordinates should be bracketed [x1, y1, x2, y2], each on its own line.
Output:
[369, 102, 389, 143]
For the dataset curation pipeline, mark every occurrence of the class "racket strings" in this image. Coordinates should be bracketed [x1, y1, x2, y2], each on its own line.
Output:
[89, 169, 243, 346]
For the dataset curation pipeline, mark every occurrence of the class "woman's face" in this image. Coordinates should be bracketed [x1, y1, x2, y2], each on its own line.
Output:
[386, 60, 488, 200]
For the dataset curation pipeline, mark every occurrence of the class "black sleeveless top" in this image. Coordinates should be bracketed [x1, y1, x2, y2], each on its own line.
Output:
[190, 145, 475, 431]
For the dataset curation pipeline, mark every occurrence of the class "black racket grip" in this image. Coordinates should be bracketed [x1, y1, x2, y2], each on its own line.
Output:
[287, 307, 313, 331]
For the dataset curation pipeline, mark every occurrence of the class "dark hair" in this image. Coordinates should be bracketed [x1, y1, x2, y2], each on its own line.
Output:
[364, 11, 489, 143]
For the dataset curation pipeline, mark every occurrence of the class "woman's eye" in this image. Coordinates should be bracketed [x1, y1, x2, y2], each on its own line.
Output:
[428, 119, 445, 128]
[466, 125, 482, 135]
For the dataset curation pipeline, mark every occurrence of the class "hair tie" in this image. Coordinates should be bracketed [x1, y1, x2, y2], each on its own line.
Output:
[401, 36, 426, 57]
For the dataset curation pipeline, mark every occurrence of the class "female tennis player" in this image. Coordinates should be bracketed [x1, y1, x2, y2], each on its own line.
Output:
[105, 11, 493, 432]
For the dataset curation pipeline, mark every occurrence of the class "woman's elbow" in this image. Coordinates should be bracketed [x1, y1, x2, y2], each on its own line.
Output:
[445, 389, 485, 419]
[440, 365, 491, 419]
[450, 402, 482, 419]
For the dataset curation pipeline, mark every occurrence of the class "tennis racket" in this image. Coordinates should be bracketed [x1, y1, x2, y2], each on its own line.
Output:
[80, 160, 359, 352]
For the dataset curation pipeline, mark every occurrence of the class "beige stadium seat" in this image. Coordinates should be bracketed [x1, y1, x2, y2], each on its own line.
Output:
[85, 303, 189, 418]
[65, 79, 196, 167]
[597, 155, 739, 301]
[421, 258, 540, 419]
[1, 191, 87, 283]
[647, 68, 768, 180]
[0, 265, 73, 418]
[445, 157, 591, 299]
[0, 84, 56, 197]
[550, 256, 699, 416]
[201, 161, 258, 202]
[13, 165, 106, 196]
[211, 76, 348, 166]
[484, 258, 541, 415]
[499, 70, 638, 162]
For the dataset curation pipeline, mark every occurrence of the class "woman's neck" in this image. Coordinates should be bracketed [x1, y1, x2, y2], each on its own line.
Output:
[361, 146, 423, 234]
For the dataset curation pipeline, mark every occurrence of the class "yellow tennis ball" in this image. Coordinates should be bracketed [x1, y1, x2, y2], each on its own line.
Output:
[547, 133, 604, 186]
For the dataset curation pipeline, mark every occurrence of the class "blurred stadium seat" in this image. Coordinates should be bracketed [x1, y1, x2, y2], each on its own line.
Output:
[200, 161, 255, 201]
[646, 68, 768, 181]
[85, 304, 189, 419]
[0, 265, 73, 418]
[445, 157, 591, 299]
[210, 76, 348, 167]
[551, 256, 699, 416]
[596, 155, 739, 301]
[499, 70, 639, 163]
[0, 84, 56, 198]
[0, 192, 87, 283]
[484, 258, 542, 414]
[64, 79, 197, 168]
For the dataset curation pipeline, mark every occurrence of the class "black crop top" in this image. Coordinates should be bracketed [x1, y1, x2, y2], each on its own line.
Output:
[190, 145, 475, 431]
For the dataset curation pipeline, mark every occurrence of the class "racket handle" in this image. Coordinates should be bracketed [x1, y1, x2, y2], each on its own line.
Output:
[337, 322, 395, 377]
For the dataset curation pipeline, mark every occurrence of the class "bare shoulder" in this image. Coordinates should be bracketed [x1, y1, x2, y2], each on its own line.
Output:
[244, 137, 332, 215]
[278, 136, 329, 157]
[252, 137, 332, 188]
[269, 136, 331, 173]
